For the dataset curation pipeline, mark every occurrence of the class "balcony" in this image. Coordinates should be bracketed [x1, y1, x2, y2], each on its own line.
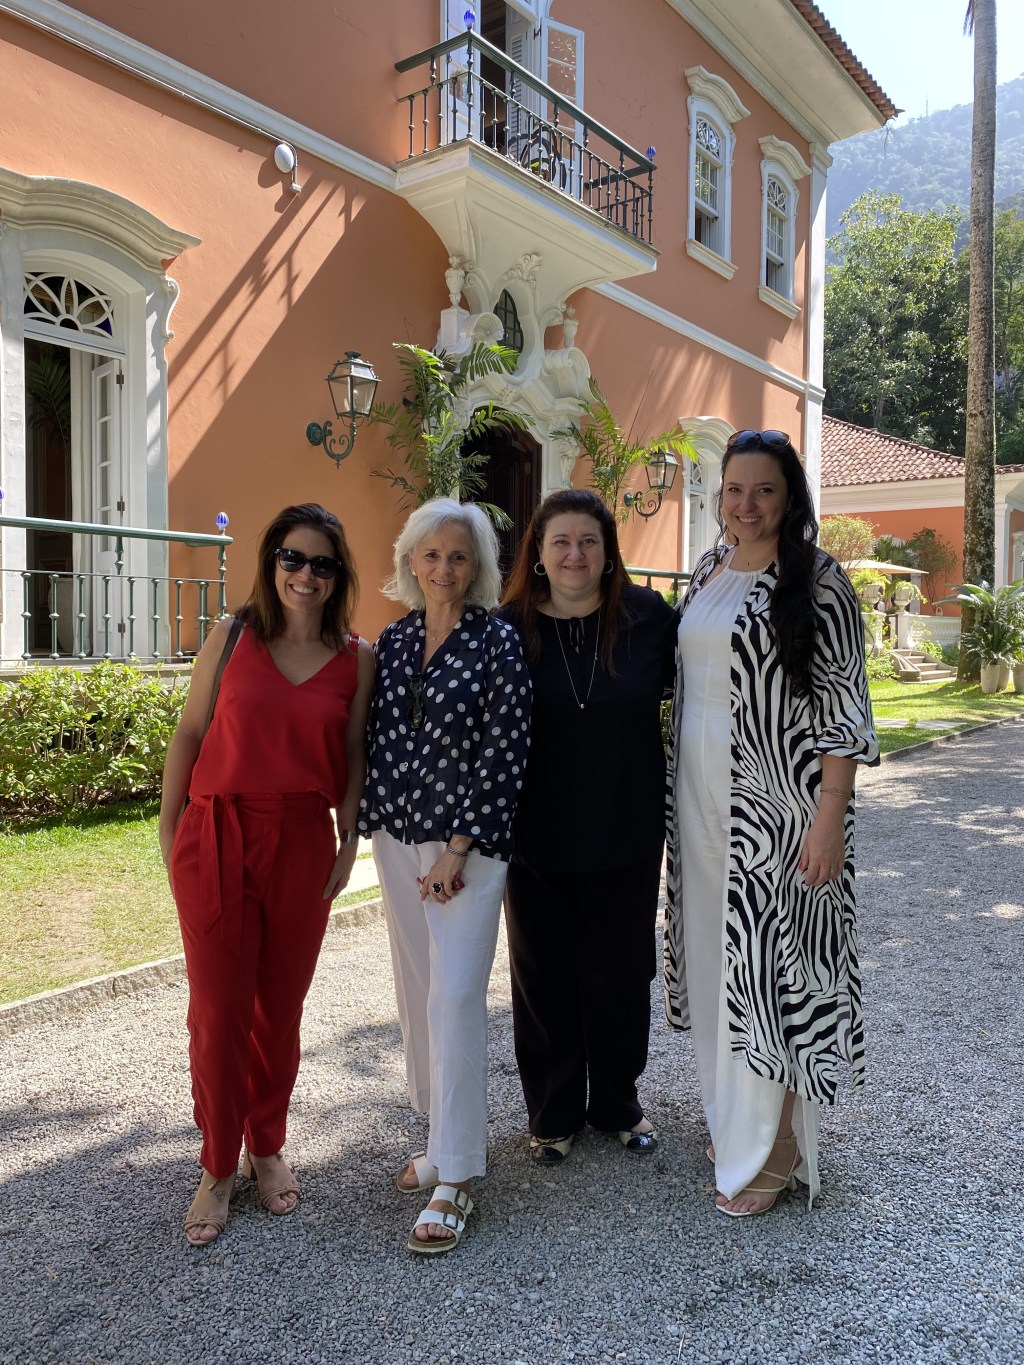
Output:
[394, 33, 658, 309]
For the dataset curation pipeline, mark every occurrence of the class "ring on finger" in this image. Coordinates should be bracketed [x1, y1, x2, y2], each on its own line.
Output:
[431, 880, 444, 895]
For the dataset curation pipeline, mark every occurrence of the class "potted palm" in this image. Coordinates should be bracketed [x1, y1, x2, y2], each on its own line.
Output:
[960, 618, 1016, 693]
[940, 580, 1024, 691]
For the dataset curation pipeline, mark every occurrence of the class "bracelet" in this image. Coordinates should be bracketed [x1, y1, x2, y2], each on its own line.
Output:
[445, 843, 470, 858]
[819, 785, 852, 799]
[339, 829, 360, 846]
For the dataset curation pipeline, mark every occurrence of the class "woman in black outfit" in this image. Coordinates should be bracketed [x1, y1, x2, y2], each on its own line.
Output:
[499, 489, 676, 1162]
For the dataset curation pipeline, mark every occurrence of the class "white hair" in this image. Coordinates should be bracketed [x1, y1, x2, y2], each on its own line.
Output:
[385, 498, 502, 610]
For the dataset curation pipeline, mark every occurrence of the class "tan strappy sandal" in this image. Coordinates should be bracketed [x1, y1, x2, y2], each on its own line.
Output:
[183, 1170, 234, 1246]
[241, 1150, 300, 1216]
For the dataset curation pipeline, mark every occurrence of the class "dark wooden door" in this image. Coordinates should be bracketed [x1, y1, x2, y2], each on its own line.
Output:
[466, 423, 541, 577]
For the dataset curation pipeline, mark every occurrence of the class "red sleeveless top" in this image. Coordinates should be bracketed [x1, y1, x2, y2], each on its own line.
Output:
[190, 625, 359, 808]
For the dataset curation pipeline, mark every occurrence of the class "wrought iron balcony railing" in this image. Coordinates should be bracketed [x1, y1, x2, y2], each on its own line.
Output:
[395, 32, 656, 245]
[0, 513, 231, 664]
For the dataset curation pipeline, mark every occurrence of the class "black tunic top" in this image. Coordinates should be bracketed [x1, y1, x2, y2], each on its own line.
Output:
[499, 583, 676, 872]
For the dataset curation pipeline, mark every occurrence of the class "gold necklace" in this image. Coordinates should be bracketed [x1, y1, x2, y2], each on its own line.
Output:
[553, 609, 601, 710]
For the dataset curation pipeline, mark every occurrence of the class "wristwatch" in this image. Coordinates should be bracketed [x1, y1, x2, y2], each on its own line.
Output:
[339, 829, 360, 846]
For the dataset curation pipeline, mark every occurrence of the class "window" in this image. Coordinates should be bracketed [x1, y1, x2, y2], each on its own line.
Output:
[684, 67, 749, 280]
[757, 137, 811, 317]
[694, 117, 724, 252]
[0, 167, 198, 662]
[764, 177, 788, 295]
[494, 289, 524, 355]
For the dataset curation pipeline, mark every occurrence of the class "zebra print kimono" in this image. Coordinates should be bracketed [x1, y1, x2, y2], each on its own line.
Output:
[663, 548, 879, 1105]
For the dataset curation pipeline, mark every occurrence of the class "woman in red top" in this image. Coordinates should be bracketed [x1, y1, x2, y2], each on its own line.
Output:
[159, 503, 374, 1247]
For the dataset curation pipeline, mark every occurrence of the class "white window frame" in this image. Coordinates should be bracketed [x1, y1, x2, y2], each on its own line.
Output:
[757, 136, 811, 319]
[684, 67, 749, 281]
[0, 168, 198, 661]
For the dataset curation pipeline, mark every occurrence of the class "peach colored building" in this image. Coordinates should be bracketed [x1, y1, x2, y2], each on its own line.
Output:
[820, 416, 1024, 611]
[0, 0, 893, 660]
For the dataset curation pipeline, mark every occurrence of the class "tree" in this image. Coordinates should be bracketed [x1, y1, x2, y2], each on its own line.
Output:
[960, 0, 998, 678]
[824, 192, 966, 449]
[994, 209, 1024, 459]
[817, 514, 877, 567]
[369, 342, 530, 527]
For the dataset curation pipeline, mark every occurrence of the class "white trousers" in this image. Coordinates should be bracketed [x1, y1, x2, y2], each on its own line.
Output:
[372, 831, 506, 1183]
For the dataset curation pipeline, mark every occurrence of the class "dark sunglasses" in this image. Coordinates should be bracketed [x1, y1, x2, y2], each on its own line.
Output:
[726, 429, 792, 453]
[274, 547, 341, 579]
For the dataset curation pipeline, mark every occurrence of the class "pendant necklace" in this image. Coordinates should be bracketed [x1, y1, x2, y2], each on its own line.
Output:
[554, 609, 601, 710]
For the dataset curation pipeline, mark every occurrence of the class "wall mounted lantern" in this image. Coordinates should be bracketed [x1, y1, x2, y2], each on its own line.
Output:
[305, 352, 380, 467]
[623, 450, 680, 519]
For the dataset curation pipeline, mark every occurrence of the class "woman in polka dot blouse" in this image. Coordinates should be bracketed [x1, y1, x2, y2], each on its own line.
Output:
[359, 498, 531, 1256]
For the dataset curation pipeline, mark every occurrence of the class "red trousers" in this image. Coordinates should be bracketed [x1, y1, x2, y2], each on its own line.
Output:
[170, 792, 335, 1177]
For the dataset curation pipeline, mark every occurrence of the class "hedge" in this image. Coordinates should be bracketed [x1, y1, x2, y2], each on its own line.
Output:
[0, 663, 187, 820]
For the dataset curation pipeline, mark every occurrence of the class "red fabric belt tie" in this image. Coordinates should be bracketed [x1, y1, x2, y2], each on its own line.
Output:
[188, 793, 329, 954]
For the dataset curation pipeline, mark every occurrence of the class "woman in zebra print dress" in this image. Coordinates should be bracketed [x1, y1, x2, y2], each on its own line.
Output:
[664, 429, 877, 1217]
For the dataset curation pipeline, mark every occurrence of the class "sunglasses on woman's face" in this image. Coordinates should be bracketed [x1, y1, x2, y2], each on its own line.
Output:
[274, 547, 341, 580]
[726, 429, 792, 452]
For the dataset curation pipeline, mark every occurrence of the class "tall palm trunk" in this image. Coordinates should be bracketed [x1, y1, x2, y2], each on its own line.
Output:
[959, 0, 997, 678]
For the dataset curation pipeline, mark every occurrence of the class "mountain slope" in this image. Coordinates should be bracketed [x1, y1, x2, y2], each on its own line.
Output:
[826, 74, 1024, 233]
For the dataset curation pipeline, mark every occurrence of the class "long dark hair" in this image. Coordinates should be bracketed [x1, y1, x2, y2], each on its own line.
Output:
[238, 503, 357, 650]
[501, 488, 631, 671]
[714, 436, 819, 696]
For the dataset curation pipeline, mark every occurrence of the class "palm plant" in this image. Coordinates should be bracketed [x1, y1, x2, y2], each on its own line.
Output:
[942, 579, 1024, 666]
[552, 380, 695, 522]
[369, 342, 531, 529]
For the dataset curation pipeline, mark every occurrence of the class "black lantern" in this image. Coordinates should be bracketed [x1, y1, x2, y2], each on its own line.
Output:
[623, 450, 680, 519]
[306, 351, 380, 466]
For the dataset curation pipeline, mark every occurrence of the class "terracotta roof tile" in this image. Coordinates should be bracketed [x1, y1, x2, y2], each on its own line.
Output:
[786, 0, 900, 122]
[822, 417, 967, 485]
[822, 416, 1024, 485]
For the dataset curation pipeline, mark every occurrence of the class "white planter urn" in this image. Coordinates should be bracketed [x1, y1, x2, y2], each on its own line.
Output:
[980, 662, 1009, 694]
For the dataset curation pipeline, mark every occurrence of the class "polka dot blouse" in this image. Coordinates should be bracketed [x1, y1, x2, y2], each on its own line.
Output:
[358, 606, 532, 861]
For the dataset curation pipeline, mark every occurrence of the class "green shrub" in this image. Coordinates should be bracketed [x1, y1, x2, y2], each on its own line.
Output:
[941, 643, 960, 668]
[866, 652, 896, 681]
[0, 663, 186, 820]
[915, 636, 944, 661]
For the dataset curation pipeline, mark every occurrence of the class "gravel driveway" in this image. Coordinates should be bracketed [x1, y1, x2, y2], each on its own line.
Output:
[1, 722, 1022, 1365]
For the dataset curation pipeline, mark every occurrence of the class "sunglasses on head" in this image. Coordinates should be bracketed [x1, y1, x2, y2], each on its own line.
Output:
[726, 429, 792, 453]
[274, 547, 341, 579]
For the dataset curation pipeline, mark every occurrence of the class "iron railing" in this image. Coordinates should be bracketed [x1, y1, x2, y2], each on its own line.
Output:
[0, 513, 231, 663]
[395, 32, 656, 245]
[628, 566, 691, 603]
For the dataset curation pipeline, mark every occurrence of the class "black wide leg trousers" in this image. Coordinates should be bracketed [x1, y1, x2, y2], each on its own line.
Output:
[504, 856, 662, 1139]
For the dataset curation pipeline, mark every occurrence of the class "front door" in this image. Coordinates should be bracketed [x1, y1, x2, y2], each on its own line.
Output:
[464, 422, 541, 577]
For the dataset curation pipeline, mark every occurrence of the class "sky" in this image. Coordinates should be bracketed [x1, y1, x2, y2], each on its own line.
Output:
[818, 0, 1024, 123]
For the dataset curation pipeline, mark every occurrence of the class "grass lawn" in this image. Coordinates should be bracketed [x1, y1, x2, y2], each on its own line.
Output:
[869, 677, 1024, 754]
[0, 802, 380, 1006]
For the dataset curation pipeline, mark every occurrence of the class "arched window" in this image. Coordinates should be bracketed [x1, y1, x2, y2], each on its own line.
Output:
[24, 273, 115, 343]
[494, 289, 524, 355]
[758, 137, 811, 317]
[684, 67, 749, 280]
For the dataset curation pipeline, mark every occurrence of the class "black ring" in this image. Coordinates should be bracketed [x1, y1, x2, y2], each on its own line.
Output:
[431, 881, 444, 895]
